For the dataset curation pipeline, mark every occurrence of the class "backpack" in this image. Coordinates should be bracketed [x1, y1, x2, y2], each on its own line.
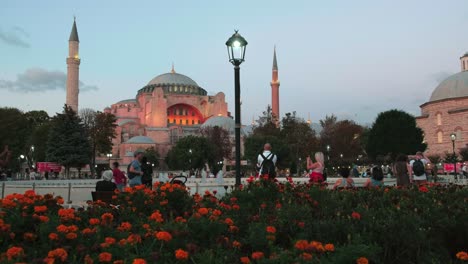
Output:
[127, 162, 136, 179]
[260, 153, 276, 178]
[412, 159, 425, 176]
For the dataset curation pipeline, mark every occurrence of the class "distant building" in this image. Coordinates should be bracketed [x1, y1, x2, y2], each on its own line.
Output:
[416, 52, 468, 155]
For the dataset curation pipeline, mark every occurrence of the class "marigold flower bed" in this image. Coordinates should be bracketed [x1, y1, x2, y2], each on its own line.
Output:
[0, 180, 467, 263]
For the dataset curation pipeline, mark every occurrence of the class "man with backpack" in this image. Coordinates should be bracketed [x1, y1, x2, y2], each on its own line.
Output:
[409, 151, 429, 185]
[257, 143, 277, 179]
[128, 150, 144, 187]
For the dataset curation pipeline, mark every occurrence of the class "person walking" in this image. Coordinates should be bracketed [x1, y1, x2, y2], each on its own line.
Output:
[409, 151, 429, 185]
[393, 154, 410, 187]
[307, 152, 325, 183]
[257, 143, 277, 179]
[112, 162, 127, 191]
[128, 150, 144, 187]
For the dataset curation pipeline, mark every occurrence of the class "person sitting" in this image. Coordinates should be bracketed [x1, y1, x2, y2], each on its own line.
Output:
[307, 152, 325, 183]
[333, 167, 355, 189]
[96, 170, 117, 192]
[363, 166, 384, 188]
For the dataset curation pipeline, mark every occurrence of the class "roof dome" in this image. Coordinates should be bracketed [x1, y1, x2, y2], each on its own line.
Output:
[126, 136, 155, 144]
[201, 116, 236, 134]
[429, 71, 468, 102]
[147, 72, 199, 87]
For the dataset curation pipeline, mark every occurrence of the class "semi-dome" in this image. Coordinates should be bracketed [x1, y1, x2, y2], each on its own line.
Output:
[429, 71, 468, 102]
[148, 72, 199, 87]
[126, 136, 155, 144]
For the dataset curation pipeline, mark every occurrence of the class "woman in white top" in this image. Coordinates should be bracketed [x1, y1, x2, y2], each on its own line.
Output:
[307, 152, 325, 183]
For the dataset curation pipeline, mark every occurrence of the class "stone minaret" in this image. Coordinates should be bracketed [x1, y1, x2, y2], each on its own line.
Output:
[270, 47, 280, 119]
[461, 52, 468, 72]
[66, 18, 80, 112]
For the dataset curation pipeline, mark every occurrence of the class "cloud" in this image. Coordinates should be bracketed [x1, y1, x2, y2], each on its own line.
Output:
[0, 68, 98, 93]
[0, 26, 30, 48]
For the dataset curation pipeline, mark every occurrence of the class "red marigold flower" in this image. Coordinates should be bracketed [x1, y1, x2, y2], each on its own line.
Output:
[266, 226, 276, 234]
[39, 215, 49, 223]
[419, 186, 429, 193]
[47, 248, 68, 262]
[175, 216, 187, 223]
[6, 246, 24, 260]
[48, 233, 59, 241]
[132, 259, 147, 264]
[233, 240, 242, 249]
[89, 218, 100, 225]
[34, 205, 47, 213]
[65, 232, 77, 240]
[295, 240, 309, 251]
[212, 209, 222, 216]
[101, 213, 114, 224]
[229, 225, 239, 233]
[58, 208, 75, 221]
[117, 222, 132, 232]
[251, 251, 264, 260]
[457, 251, 468, 260]
[175, 249, 189, 260]
[198, 208, 209, 215]
[240, 256, 251, 264]
[155, 231, 172, 242]
[113, 260, 124, 264]
[232, 204, 240, 210]
[149, 210, 164, 223]
[297, 221, 305, 228]
[105, 237, 116, 245]
[127, 234, 142, 245]
[260, 203, 267, 209]
[301, 252, 313, 260]
[56, 224, 68, 233]
[356, 257, 369, 264]
[82, 228, 96, 236]
[98, 252, 112, 263]
[351, 212, 361, 220]
[23, 232, 35, 241]
[324, 243, 335, 252]
[84, 254, 93, 264]
[224, 218, 234, 226]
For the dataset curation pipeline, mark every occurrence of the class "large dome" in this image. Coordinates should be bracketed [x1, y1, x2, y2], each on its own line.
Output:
[429, 71, 468, 102]
[201, 116, 235, 133]
[147, 72, 199, 87]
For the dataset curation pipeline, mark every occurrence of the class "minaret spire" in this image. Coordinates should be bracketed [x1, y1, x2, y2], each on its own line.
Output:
[66, 17, 81, 112]
[270, 46, 280, 121]
[171, 62, 176, 73]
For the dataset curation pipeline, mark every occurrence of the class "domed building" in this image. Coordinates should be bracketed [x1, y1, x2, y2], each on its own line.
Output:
[416, 52, 468, 155]
[104, 67, 228, 167]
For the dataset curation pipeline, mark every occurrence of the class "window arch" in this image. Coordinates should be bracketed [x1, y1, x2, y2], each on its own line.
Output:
[455, 127, 463, 141]
[436, 112, 442, 126]
[437, 131, 443, 143]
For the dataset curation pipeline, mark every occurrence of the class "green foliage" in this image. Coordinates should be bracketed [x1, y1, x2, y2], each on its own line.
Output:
[459, 147, 468, 161]
[46, 105, 91, 173]
[200, 126, 232, 159]
[144, 146, 160, 168]
[366, 109, 426, 160]
[28, 121, 52, 162]
[0, 107, 30, 169]
[166, 135, 216, 170]
[444, 152, 458, 163]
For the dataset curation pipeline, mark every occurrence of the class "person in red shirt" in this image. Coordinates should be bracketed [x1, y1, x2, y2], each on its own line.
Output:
[112, 162, 127, 191]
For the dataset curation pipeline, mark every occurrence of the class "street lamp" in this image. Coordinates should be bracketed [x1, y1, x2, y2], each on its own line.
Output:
[226, 30, 248, 186]
[189, 149, 192, 169]
[106, 153, 112, 165]
[326, 145, 330, 161]
[340, 153, 343, 159]
[450, 133, 457, 177]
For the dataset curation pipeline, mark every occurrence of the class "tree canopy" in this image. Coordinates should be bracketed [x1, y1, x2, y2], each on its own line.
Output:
[166, 135, 216, 170]
[366, 109, 426, 160]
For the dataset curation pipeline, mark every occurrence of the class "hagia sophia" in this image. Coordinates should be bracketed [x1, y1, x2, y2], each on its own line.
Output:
[65, 19, 467, 168]
[65, 20, 280, 168]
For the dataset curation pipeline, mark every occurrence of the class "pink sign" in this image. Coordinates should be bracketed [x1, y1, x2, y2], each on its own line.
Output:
[36, 162, 62, 173]
[443, 163, 462, 172]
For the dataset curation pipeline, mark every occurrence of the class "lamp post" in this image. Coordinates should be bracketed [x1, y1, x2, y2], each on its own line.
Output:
[189, 149, 192, 170]
[106, 153, 112, 167]
[450, 133, 457, 177]
[326, 145, 330, 161]
[226, 30, 248, 186]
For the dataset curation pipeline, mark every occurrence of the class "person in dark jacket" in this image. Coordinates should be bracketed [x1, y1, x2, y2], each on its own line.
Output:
[96, 170, 117, 192]
[141, 156, 153, 188]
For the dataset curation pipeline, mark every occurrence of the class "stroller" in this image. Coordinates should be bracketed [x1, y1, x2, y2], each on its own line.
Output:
[170, 175, 187, 186]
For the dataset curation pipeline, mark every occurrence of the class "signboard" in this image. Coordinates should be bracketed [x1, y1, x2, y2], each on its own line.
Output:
[36, 162, 62, 173]
[443, 163, 462, 172]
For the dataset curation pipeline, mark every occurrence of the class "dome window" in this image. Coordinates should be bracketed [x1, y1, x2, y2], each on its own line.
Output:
[437, 131, 443, 143]
[436, 113, 442, 126]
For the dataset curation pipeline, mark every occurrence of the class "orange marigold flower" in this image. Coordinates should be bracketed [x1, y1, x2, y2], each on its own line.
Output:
[34, 205, 47, 213]
[351, 211, 361, 220]
[82, 228, 96, 236]
[127, 234, 142, 245]
[232, 204, 240, 210]
[456, 251, 468, 260]
[295, 240, 309, 251]
[232, 240, 242, 249]
[229, 225, 239, 233]
[324, 243, 335, 252]
[84, 254, 94, 264]
[6, 246, 24, 260]
[39, 215, 49, 223]
[68, 225, 79, 232]
[212, 209, 222, 216]
[419, 186, 429, 193]
[175, 216, 187, 223]
[240, 256, 251, 264]
[101, 213, 114, 224]
[175, 249, 189, 260]
[198, 208, 209, 215]
[117, 222, 132, 232]
[301, 252, 313, 260]
[48, 233, 59, 241]
[356, 257, 369, 264]
[99, 252, 112, 263]
[132, 259, 147, 264]
[266, 226, 276, 234]
[251, 252, 264, 260]
[47, 248, 68, 262]
[58, 208, 75, 220]
[155, 231, 172, 242]
[89, 218, 100, 225]
[56, 224, 68, 233]
[224, 218, 234, 226]
[149, 210, 164, 223]
[23, 232, 35, 241]
[65, 232, 77, 240]
[105, 237, 116, 245]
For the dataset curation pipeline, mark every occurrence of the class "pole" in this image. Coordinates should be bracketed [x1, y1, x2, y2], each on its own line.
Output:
[453, 140, 457, 178]
[234, 64, 241, 186]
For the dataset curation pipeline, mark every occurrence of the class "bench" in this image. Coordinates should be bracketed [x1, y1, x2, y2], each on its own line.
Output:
[91, 191, 115, 204]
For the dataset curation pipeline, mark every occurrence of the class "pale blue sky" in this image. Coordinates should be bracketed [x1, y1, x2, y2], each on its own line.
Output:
[1, 0, 467, 124]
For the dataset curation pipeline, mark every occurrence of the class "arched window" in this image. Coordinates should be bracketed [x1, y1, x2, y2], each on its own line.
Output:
[436, 113, 442, 126]
[437, 131, 443, 143]
[455, 128, 463, 141]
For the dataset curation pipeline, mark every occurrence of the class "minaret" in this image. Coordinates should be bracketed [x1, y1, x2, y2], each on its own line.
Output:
[461, 52, 468, 72]
[66, 17, 80, 112]
[270, 47, 280, 119]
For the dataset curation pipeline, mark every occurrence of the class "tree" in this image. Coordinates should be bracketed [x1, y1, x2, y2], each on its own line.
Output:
[459, 147, 468, 162]
[0, 107, 30, 170]
[252, 105, 280, 138]
[46, 105, 91, 177]
[28, 121, 52, 163]
[200, 126, 232, 160]
[166, 135, 216, 170]
[366, 110, 426, 160]
[144, 147, 160, 168]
